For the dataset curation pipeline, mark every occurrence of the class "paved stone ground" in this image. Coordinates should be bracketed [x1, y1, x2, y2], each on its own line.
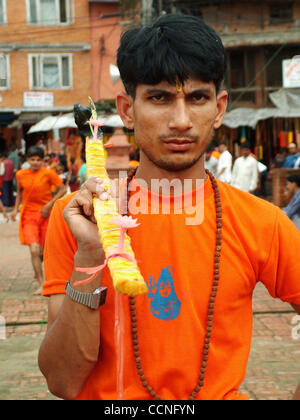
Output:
[0, 214, 299, 400]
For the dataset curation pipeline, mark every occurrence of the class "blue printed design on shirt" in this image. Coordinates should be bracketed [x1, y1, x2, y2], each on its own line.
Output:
[146, 266, 181, 321]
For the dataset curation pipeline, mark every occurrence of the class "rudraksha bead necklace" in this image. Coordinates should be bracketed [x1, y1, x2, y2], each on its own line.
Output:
[125, 169, 222, 400]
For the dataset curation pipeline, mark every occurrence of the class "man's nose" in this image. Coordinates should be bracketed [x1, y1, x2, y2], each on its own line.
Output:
[168, 100, 193, 131]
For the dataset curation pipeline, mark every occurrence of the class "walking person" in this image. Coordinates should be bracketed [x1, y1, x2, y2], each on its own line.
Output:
[231, 142, 258, 193]
[216, 140, 232, 183]
[38, 14, 300, 400]
[283, 174, 300, 229]
[0, 152, 15, 207]
[10, 146, 66, 295]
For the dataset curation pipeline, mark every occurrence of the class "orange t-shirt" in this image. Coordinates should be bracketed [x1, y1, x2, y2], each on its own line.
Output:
[16, 168, 62, 211]
[43, 178, 300, 400]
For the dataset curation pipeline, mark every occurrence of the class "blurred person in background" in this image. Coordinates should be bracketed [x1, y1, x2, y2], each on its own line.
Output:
[283, 143, 300, 168]
[10, 146, 66, 294]
[0, 151, 15, 207]
[231, 142, 258, 194]
[283, 174, 300, 230]
[204, 141, 219, 176]
[216, 140, 232, 183]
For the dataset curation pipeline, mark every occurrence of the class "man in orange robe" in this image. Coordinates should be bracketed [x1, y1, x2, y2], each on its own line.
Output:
[11, 146, 66, 295]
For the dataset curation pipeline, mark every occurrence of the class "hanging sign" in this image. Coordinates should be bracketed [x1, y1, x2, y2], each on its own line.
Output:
[282, 56, 300, 88]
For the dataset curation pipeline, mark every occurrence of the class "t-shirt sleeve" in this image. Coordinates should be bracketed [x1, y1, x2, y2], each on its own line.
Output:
[48, 169, 63, 188]
[259, 207, 300, 305]
[43, 195, 78, 297]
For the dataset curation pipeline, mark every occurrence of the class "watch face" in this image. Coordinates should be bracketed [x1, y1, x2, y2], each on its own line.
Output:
[94, 287, 108, 307]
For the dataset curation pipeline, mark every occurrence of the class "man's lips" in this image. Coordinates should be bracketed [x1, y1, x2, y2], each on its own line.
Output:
[163, 138, 195, 151]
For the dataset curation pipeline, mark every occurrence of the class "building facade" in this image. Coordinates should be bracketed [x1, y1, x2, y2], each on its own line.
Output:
[0, 0, 92, 148]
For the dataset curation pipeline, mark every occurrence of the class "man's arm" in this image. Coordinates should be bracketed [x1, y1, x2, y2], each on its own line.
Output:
[38, 250, 104, 400]
[283, 192, 300, 219]
[10, 182, 22, 222]
[38, 178, 108, 400]
[249, 161, 258, 193]
[41, 183, 67, 219]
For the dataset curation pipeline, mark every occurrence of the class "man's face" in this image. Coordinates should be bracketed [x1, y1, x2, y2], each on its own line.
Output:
[286, 181, 297, 198]
[28, 155, 43, 172]
[119, 78, 227, 173]
[241, 148, 251, 158]
[218, 144, 226, 154]
[289, 146, 297, 155]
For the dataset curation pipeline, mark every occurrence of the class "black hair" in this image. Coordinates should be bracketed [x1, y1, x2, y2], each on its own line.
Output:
[287, 174, 300, 188]
[240, 142, 251, 149]
[27, 146, 44, 159]
[117, 13, 227, 98]
[206, 141, 217, 152]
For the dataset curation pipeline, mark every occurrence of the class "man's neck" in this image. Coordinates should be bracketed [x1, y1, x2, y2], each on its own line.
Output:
[134, 155, 206, 195]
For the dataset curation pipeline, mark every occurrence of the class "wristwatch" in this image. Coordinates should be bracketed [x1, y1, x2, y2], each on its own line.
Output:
[65, 281, 108, 309]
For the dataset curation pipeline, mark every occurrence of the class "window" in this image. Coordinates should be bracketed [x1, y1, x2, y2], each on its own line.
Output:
[269, 2, 293, 24]
[0, 0, 7, 25]
[29, 54, 72, 89]
[28, 0, 70, 25]
[0, 54, 9, 89]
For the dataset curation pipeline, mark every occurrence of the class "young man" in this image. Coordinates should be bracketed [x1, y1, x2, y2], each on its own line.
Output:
[38, 14, 300, 400]
[283, 143, 300, 168]
[0, 152, 15, 207]
[204, 141, 219, 177]
[11, 146, 66, 295]
[283, 174, 300, 229]
[216, 140, 232, 183]
[231, 142, 258, 193]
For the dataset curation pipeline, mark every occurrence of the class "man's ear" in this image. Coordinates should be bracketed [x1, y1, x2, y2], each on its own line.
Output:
[213, 90, 228, 129]
[116, 92, 134, 130]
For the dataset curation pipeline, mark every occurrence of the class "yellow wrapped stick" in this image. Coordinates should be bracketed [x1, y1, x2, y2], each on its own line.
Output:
[76, 104, 147, 297]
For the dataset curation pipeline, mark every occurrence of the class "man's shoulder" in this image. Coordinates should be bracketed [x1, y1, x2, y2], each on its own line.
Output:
[218, 180, 276, 215]
[16, 168, 29, 177]
[54, 191, 78, 210]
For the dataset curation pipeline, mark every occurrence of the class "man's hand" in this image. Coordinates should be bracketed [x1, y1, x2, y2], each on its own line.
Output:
[62, 177, 114, 253]
[10, 209, 18, 222]
[41, 203, 52, 219]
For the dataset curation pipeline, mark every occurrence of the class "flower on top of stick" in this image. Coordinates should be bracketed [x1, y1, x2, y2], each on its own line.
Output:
[112, 215, 140, 229]
[111, 215, 140, 254]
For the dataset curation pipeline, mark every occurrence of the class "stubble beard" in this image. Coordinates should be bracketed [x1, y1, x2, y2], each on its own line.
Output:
[143, 150, 204, 172]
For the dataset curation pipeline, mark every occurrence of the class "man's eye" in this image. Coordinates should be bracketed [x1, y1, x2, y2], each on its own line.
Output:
[191, 94, 207, 102]
[150, 94, 166, 102]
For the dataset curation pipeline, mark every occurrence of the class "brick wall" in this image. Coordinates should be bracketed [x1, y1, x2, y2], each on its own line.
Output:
[0, 0, 92, 109]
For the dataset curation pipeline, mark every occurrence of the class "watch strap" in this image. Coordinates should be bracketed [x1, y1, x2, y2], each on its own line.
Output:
[65, 281, 107, 309]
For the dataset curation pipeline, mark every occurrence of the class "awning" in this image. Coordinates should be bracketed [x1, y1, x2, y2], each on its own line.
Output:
[0, 112, 17, 126]
[27, 113, 77, 134]
[222, 107, 300, 129]
[27, 112, 124, 134]
[223, 88, 300, 129]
